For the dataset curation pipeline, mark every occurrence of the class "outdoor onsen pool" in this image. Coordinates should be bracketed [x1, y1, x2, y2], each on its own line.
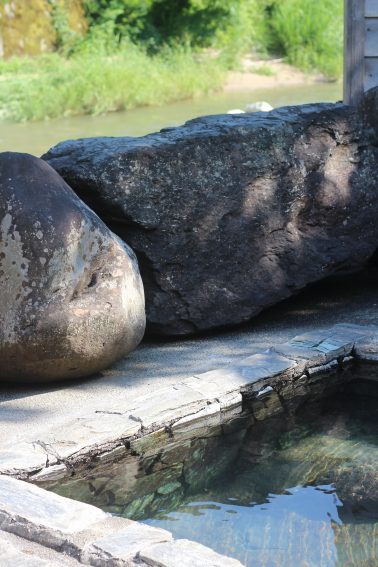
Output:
[46, 368, 378, 567]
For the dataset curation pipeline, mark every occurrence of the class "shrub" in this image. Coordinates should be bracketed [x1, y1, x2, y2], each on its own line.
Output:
[269, 0, 343, 79]
[0, 43, 225, 121]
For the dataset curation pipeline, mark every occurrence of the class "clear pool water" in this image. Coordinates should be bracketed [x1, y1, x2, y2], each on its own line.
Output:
[50, 380, 378, 567]
[142, 391, 378, 566]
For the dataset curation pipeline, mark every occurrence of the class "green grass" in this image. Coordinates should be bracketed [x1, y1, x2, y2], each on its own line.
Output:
[269, 0, 343, 79]
[250, 65, 275, 77]
[0, 0, 343, 122]
[0, 44, 225, 122]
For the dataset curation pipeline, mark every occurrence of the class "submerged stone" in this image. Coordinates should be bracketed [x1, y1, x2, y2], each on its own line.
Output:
[0, 152, 145, 382]
[43, 101, 378, 335]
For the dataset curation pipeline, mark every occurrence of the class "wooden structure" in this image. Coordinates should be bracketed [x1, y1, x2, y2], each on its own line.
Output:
[344, 0, 378, 104]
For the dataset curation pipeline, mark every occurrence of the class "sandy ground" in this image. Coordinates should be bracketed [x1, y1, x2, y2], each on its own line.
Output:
[0, 268, 377, 447]
[225, 56, 330, 92]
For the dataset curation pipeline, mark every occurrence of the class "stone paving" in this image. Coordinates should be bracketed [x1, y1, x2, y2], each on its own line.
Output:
[0, 321, 377, 565]
[0, 322, 377, 482]
[1, 267, 378, 450]
[0, 475, 242, 566]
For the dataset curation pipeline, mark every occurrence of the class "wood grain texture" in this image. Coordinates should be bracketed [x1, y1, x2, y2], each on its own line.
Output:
[365, 57, 378, 89]
[366, 0, 378, 17]
[365, 18, 378, 56]
[344, 0, 366, 104]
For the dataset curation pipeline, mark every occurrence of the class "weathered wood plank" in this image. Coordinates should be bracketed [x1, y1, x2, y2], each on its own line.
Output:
[366, 0, 378, 17]
[365, 57, 378, 90]
[365, 18, 378, 56]
[344, 0, 366, 104]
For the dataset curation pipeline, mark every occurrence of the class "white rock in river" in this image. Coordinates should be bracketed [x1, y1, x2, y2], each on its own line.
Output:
[246, 101, 274, 112]
[227, 109, 246, 114]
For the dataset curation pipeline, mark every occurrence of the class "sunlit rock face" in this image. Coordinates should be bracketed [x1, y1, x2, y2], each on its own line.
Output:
[0, 152, 145, 383]
[43, 101, 378, 336]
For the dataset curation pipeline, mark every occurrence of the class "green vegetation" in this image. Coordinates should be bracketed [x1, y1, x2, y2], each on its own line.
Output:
[0, 47, 224, 121]
[250, 65, 275, 77]
[0, 0, 343, 122]
[269, 0, 343, 78]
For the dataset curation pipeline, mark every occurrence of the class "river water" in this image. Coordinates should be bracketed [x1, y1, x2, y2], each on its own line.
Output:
[0, 82, 341, 156]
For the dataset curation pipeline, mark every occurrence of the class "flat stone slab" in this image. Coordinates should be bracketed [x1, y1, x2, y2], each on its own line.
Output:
[186, 352, 297, 399]
[0, 476, 240, 567]
[0, 475, 107, 548]
[0, 531, 80, 567]
[81, 523, 172, 566]
[139, 539, 244, 567]
[0, 442, 57, 477]
[0, 540, 63, 567]
[31, 464, 68, 483]
[39, 413, 141, 461]
[171, 402, 223, 441]
[0, 324, 378, 479]
[272, 324, 375, 365]
[129, 384, 208, 429]
[0, 530, 82, 565]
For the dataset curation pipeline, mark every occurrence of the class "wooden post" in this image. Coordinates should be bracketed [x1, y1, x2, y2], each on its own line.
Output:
[344, 0, 378, 105]
[344, 0, 365, 105]
[365, 0, 378, 92]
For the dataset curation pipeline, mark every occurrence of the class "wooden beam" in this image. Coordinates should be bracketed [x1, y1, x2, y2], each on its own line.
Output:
[344, 0, 365, 105]
[365, 57, 378, 89]
[366, 0, 378, 17]
[365, 18, 378, 56]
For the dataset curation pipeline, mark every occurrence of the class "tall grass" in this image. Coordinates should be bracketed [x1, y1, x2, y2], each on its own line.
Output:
[269, 0, 343, 79]
[0, 44, 225, 122]
[0, 0, 344, 122]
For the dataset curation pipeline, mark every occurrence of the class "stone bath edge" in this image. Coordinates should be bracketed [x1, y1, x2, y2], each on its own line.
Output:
[1, 323, 377, 482]
[0, 322, 378, 566]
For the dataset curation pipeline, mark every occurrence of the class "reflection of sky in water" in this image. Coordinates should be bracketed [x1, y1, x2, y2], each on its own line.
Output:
[146, 485, 344, 567]
[49, 388, 377, 567]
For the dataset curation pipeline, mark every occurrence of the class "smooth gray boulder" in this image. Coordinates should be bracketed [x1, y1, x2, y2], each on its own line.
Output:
[0, 152, 145, 382]
[43, 102, 378, 336]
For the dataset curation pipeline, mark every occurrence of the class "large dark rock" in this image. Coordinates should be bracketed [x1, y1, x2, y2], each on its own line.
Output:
[0, 152, 145, 382]
[360, 85, 378, 140]
[43, 102, 378, 336]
